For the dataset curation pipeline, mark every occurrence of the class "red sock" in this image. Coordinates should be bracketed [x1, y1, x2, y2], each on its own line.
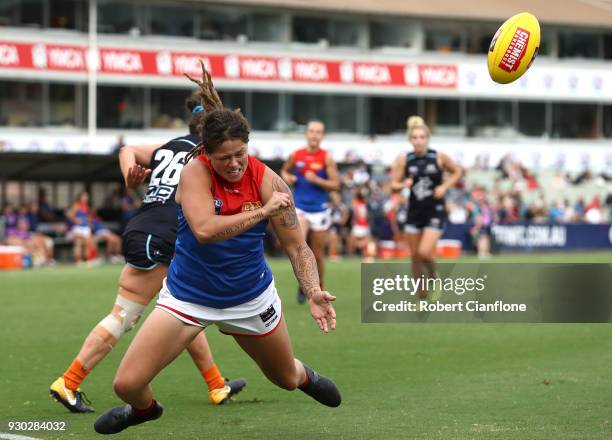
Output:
[63, 359, 89, 391]
[201, 364, 225, 391]
[132, 400, 156, 416]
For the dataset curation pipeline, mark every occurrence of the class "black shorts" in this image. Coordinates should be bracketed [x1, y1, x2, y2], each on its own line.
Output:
[404, 205, 447, 233]
[122, 231, 174, 270]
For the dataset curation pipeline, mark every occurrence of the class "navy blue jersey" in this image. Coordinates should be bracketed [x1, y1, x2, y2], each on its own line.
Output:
[404, 149, 444, 215]
[123, 134, 198, 241]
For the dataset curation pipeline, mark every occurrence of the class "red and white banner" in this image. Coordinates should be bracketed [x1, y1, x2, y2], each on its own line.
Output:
[2, 39, 610, 100]
[0, 40, 457, 89]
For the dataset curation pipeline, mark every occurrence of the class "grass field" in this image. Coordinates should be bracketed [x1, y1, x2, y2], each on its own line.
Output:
[2, 253, 612, 439]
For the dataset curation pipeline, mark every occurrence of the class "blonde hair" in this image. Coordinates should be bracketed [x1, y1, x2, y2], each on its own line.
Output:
[406, 115, 431, 137]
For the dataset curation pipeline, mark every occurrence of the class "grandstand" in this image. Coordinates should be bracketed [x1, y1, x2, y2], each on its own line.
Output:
[0, 0, 611, 259]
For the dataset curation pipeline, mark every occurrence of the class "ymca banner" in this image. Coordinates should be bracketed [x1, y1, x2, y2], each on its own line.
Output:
[0, 40, 458, 89]
[443, 223, 612, 250]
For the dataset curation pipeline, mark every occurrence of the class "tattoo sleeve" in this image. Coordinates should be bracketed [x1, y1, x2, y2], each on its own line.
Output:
[209, 210, 265, 241]
[271, 175, 298, 230]
[289, 243, 320, 298]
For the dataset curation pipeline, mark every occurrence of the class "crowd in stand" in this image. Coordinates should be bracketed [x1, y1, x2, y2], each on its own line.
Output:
[1, 189, 134, 266]
[2, 157, 612, 264]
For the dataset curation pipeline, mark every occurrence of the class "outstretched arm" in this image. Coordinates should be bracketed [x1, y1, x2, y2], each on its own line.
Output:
[262, 168, 337, 333]
[118, 144, 160, 188]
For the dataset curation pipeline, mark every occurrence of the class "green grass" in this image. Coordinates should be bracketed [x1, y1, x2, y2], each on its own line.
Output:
[2, 253, 612, 439]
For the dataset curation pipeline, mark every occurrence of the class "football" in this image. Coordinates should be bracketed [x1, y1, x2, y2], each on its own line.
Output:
[488, 12, 541, 84]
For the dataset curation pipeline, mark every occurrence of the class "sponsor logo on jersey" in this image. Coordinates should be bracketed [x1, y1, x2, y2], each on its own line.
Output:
[213, 198, 223, 215]
[295, 161, 305, 168]
[425, 163, 438, 174]
[242, 201, 263, 212]
[408, 166, 419, 175]
[259, 304, 278, 327]
[309, 162, 323, 171]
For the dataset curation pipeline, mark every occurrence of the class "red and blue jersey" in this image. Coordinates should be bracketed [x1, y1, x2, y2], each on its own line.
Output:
[166, 155, 273, 308]
[292, 147, 329, 213]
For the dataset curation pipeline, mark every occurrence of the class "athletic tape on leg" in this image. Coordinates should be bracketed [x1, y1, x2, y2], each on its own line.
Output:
[98, 295, 146, 339]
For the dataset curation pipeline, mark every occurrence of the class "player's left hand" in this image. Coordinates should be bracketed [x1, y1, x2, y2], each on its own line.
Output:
[304, 171, 318, 183]
[433, 185, 448, 199]
[126, 165, 151, 188]
[308, 290, 337, 333]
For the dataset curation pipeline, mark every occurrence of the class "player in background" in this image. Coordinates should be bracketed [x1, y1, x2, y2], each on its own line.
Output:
[50, 96, 245, 414]
[66, 192, 94, 265]
[391, 116, 462, 298]
[281, 121, 340, 303]
[93, 65, 340, 436]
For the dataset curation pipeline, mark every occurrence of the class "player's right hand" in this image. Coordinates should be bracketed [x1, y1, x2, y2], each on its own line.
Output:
[126, 165, 151, 188]
[309, 290, 337, 333]
[263, 191, 292, 217]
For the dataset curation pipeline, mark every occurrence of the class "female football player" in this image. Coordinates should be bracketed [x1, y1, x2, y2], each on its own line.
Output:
[94, 65, 340, 435]
[391, 116, 462, 298]
[50, 95, 245, 414]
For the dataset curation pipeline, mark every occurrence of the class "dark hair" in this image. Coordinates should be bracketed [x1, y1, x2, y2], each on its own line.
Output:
[184, 62, 249, 160]
[184, 94, 205, 135]
[200, 109, 250, 154]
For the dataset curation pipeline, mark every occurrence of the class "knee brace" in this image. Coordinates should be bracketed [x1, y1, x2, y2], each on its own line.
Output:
[98, 295, 146, 339]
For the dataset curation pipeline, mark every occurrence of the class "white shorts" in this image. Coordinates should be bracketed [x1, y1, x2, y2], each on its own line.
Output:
[70, 226, 91, 238]
[351, 224, 370, 238]
[296, 208, 331, 232]
[156, 279, 283, 337]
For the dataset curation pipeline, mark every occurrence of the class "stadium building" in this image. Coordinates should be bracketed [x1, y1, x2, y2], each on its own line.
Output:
[0, 0, 611, 209]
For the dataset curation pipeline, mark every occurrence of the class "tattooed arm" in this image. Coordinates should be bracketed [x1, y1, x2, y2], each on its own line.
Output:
[178, 160, 291, 243]
[263, 168, 337, 332]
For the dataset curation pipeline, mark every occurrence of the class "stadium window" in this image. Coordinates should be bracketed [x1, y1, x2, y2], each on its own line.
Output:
[198, 6, 247, 41]
[329, 19, 361, 47]
[604, 106, 612, 138]
[466, 23, 498, 55]
[149, 89, 190, 129]
[97, 86, 144, 129]
[20, 0, 43, 27]
[425, 23, 464, 53]
[149, 4, 195, 37]
[218, 91, 248, 115]
[538, 31, 556, 57]
[0, 81, 42, 127]
[368, 97, 418, 135]
[49, 0, 82, 30]
[49, 83, 76, 127]
[424, 99, 462, 136]
[370, 20, 418, 49]
[291, 94, 358, 133]
[251, 93, 279, 131]
[0, 0, 19, 26]
[292, 16, 328, 44]
[551, 103, 598, 138]
[517, 102, 547, 137]
[466, 100, 513, 137]
[251, 13, 285, 42]
[559, 31, 601, 59]
[98, 1, 138, 34]
[604, 34, 612, 60]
